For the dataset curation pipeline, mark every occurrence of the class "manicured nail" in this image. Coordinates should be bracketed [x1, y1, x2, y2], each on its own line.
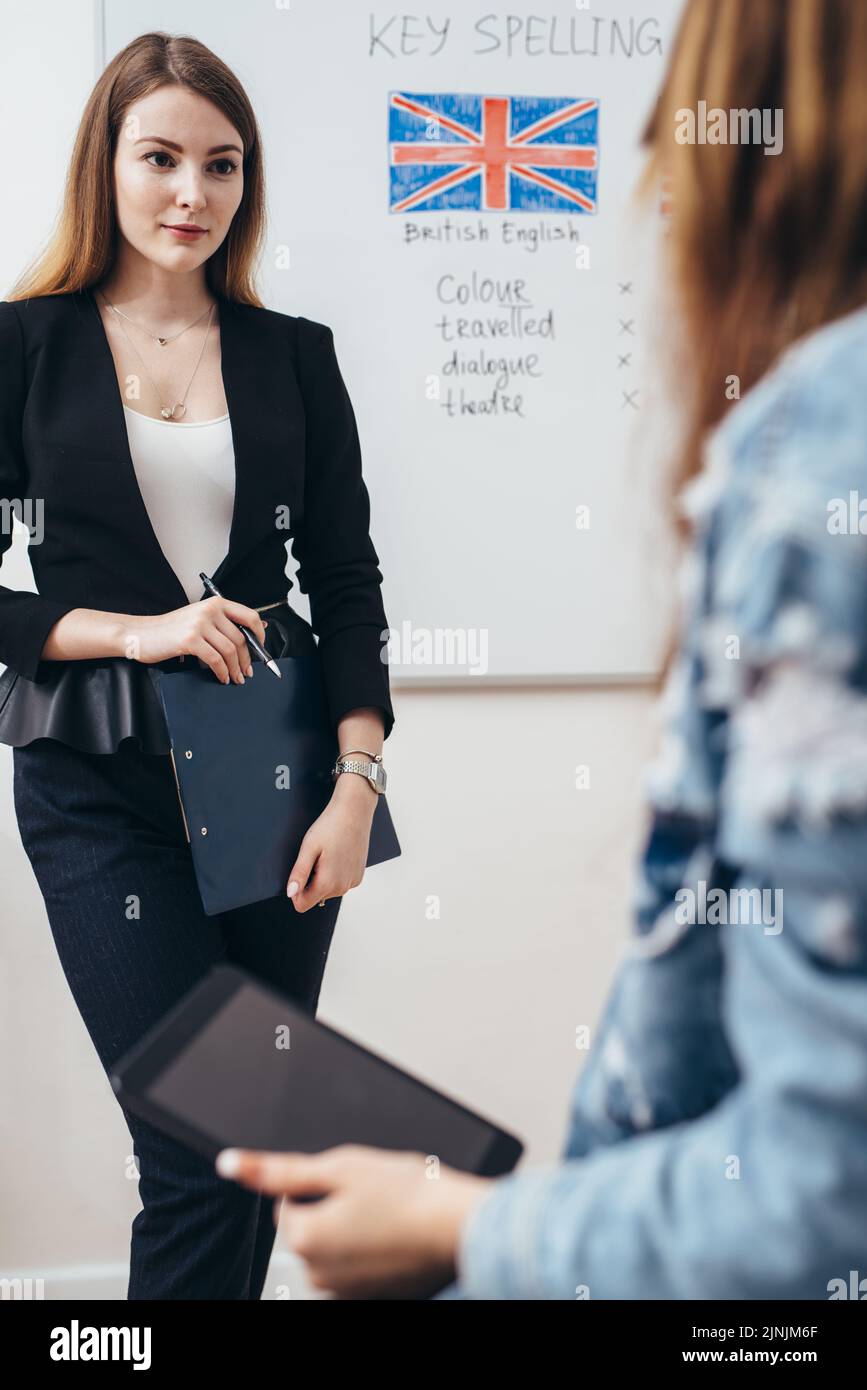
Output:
[216, 1149, 241, 1177]
[246, 666, 253, 677]
[286, 881, 299, 898]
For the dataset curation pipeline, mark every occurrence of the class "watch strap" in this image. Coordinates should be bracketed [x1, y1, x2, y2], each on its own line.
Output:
[332, 755, 387, 793]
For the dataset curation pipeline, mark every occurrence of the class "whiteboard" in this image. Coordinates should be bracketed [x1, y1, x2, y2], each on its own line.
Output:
[101, 0, 685, 684]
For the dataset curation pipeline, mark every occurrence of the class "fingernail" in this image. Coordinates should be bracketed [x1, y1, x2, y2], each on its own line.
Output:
[246, 666, 253, 677]
[286, 881, 299, 898]
[216, 1149, 241, 1177]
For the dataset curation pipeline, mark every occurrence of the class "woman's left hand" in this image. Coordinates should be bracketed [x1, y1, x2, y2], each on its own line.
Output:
[286, 775, 376, 912]
[215, 1144, 494, 1299]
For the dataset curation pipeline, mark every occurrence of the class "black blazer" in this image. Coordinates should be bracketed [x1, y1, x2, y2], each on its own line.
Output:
[0, 289, 394, 743]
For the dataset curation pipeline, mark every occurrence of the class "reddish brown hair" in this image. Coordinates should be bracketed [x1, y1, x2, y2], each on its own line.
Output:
[642, 0, 867, 502]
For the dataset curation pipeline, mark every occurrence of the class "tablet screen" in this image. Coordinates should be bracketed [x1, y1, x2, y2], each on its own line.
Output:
[144, 979, 506, 1172]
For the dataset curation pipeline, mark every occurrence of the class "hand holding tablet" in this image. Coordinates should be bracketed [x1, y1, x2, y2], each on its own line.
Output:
[111, 963, 523, 1178]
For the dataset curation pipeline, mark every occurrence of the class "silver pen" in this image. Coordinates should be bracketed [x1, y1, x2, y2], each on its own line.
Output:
[198, 571, 282, 678]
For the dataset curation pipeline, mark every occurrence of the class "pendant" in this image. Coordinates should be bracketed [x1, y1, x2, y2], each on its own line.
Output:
[158, 337, 167, 346]
[161, 403, 186, 420]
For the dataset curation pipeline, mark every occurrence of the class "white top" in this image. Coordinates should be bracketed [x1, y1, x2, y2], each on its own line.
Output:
[123, 405, 235, 604]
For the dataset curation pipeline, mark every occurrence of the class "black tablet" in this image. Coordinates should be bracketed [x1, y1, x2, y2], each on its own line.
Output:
[110, 964, 523, 1178]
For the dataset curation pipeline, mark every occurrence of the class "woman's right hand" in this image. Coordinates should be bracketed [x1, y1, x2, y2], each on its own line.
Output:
[120, 597, 269, 684]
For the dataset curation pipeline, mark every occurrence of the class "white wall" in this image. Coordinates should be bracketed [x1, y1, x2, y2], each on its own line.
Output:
[0, 0, 659, 1293]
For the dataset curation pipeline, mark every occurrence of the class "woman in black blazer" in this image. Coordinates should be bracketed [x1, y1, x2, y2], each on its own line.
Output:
[0, 33, 394, 1299]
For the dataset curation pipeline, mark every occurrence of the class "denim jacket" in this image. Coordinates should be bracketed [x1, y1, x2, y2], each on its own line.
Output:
[447, 304, 867, 1299]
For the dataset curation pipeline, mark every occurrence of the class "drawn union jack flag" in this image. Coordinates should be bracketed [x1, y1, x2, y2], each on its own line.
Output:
[388, 92, 599, 214]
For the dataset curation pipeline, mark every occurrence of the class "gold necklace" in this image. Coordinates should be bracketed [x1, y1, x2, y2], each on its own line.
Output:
[103, 296, 214, 346]
[100, 291, 216, 421]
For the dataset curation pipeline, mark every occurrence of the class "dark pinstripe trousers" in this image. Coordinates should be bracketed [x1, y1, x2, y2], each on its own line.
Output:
[12, 736, 340, 1300]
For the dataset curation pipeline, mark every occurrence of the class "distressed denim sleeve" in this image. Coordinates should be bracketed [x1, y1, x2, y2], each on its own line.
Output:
[456, 347, 867, 1300]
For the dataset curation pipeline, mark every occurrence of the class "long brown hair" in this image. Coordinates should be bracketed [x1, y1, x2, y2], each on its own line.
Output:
[7, 32, 266, 305]
[642, 0, 867, 503]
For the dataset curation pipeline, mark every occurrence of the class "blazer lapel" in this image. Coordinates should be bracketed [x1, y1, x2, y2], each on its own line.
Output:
[212, 296, 306, 593]
[211, 295, 273, 589]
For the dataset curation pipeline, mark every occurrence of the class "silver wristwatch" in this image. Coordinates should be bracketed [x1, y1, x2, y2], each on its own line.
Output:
[331, 748, 387, 795]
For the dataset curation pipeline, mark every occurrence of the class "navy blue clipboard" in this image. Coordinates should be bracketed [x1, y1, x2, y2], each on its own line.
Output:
[153, 654, 400, 916]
